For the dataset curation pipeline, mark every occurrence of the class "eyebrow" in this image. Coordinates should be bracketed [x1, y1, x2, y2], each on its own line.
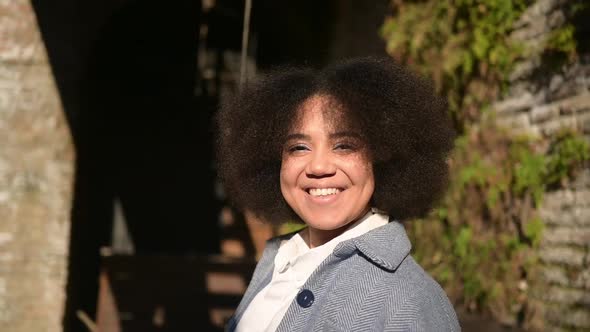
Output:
[285, 131, 362, 141]
[285, 133, 309, 141]
[330, 131, 362, 139]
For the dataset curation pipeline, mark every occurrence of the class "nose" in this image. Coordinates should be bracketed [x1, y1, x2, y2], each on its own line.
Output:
[305, 150, 336, 177]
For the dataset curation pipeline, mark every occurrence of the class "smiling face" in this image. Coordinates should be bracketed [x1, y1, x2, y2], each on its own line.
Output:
[280, 95, 375, 246]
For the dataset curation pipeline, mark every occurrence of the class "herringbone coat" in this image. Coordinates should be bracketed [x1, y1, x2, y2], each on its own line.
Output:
[227, 221, 461, 332]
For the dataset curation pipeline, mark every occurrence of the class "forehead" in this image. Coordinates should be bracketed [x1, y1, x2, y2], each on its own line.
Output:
[290, 94, 352, 132]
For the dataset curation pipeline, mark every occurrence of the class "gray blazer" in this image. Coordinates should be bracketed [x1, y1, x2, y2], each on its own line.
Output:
[227, 221, 461, 331]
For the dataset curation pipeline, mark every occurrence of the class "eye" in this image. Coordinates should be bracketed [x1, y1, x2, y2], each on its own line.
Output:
[286, 144, 310, 153]
[334, 142, 356, 151]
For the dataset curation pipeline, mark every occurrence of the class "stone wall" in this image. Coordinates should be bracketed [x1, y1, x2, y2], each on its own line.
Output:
[0, 1, 74, 331]
[491, 0, 590, 330]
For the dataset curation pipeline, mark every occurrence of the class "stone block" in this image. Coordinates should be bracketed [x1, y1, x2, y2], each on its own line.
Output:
[540, 204, 590, 227]
[571, 168, 590, 190]
[546, 306, 590, 330]
[0, 2, 74, 331]
[575, 190, 590, 207]
[564, 309, 590, 329]
[542, 226, 590, 246]
[543, 190, 576, 209]
[505, 81, 540, 99]
[538, 246, 585, 267]
[541, 286, 590, 306]
[549, 74, 564, 95]
[541, 266, 570, 286]
[493, 92, 536, 114]
[572, 207, 590, 226]
[540, 116, 578, 136]
[558, 93, 590, 115]
[543, 206, 590, 226]
[530, 104, 559, 123]
[540, 265, 590, 289]
[496, 113, 531, 130]
[512, 0, 564, 38]
[551, 81, 589, 103]
[509, 57, 541, 81]
[523, 126, 542, 138]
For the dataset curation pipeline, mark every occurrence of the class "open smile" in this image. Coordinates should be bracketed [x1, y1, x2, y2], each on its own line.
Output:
[303, 187, 347, 205]
[307, 187, 342, 196]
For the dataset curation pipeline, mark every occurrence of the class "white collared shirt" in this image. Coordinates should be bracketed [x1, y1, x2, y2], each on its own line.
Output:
[236, 209, 389, 332]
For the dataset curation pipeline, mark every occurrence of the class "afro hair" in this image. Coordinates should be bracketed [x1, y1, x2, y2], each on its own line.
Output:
[216, 56, 455, 224]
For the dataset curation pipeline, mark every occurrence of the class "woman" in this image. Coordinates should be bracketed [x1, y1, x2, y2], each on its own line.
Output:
[217, 57, 460, 331]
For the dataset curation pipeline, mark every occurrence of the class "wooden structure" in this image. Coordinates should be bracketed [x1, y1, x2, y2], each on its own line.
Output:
[96, 254, 256, 331]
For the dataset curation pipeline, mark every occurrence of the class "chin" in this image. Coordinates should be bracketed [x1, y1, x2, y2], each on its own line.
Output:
[303, 216, 351, 231]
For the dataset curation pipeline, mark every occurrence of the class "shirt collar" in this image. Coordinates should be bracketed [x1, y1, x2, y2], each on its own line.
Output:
[274, 209, 388, 275]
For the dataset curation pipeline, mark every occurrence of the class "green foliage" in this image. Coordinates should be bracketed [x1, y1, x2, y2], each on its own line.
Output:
[511, 143, 546, 205]
[381, 0, 588, 326]
[407, 126, 588, 323]
[546, 24, 577, 58]
[545, 131, 590, 185]
[524, 217, 544, 247]
[546, 0, 590, 62]
[510, 130, 589, 205]
[381, 0, 528, 127]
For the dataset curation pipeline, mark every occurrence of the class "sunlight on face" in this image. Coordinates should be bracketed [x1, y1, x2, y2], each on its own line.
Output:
[280, 95, 375, 246]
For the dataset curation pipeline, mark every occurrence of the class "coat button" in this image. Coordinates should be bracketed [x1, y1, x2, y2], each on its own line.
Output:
[296, 289, 314, 308]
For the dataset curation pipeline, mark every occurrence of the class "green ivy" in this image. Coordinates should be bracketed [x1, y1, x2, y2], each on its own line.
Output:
[381, 0, 589, 327]
[381, 0, 528, 129]
[407, 126, 588, 323]
[545, 131, 590, 185]
[511, 143, 546, 205]
[546, 24, 577, 57]
[544, 0, 589, 62]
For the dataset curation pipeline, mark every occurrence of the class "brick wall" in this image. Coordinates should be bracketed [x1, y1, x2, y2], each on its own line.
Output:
[491, 0, 590, 330]
[0, 1, 74, 331]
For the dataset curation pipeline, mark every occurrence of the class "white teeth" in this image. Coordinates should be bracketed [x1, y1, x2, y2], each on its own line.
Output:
[309, 188, 341, 196]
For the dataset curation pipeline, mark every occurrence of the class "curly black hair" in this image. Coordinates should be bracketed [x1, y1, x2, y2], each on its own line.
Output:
[216, 57, 455, 224]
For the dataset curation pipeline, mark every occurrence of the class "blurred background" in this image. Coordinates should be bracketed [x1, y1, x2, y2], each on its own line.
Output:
[0, 0, 589, 331]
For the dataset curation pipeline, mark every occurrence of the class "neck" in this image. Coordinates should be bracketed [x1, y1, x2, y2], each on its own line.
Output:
[303, 207, 372, 249]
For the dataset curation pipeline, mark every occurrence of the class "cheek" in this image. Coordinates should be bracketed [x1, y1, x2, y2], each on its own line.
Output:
[355, 161, 375, 201]
[280, 155, 304, 183]
[363, 168, 375, 193]
[349, 158, 374, 185]
[279, 168, 288, 194]
[366, 163, 375, 185]
[279, 158, 298, 199]
[279, 164, 300, 211]
[279, 158, 292, 184]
